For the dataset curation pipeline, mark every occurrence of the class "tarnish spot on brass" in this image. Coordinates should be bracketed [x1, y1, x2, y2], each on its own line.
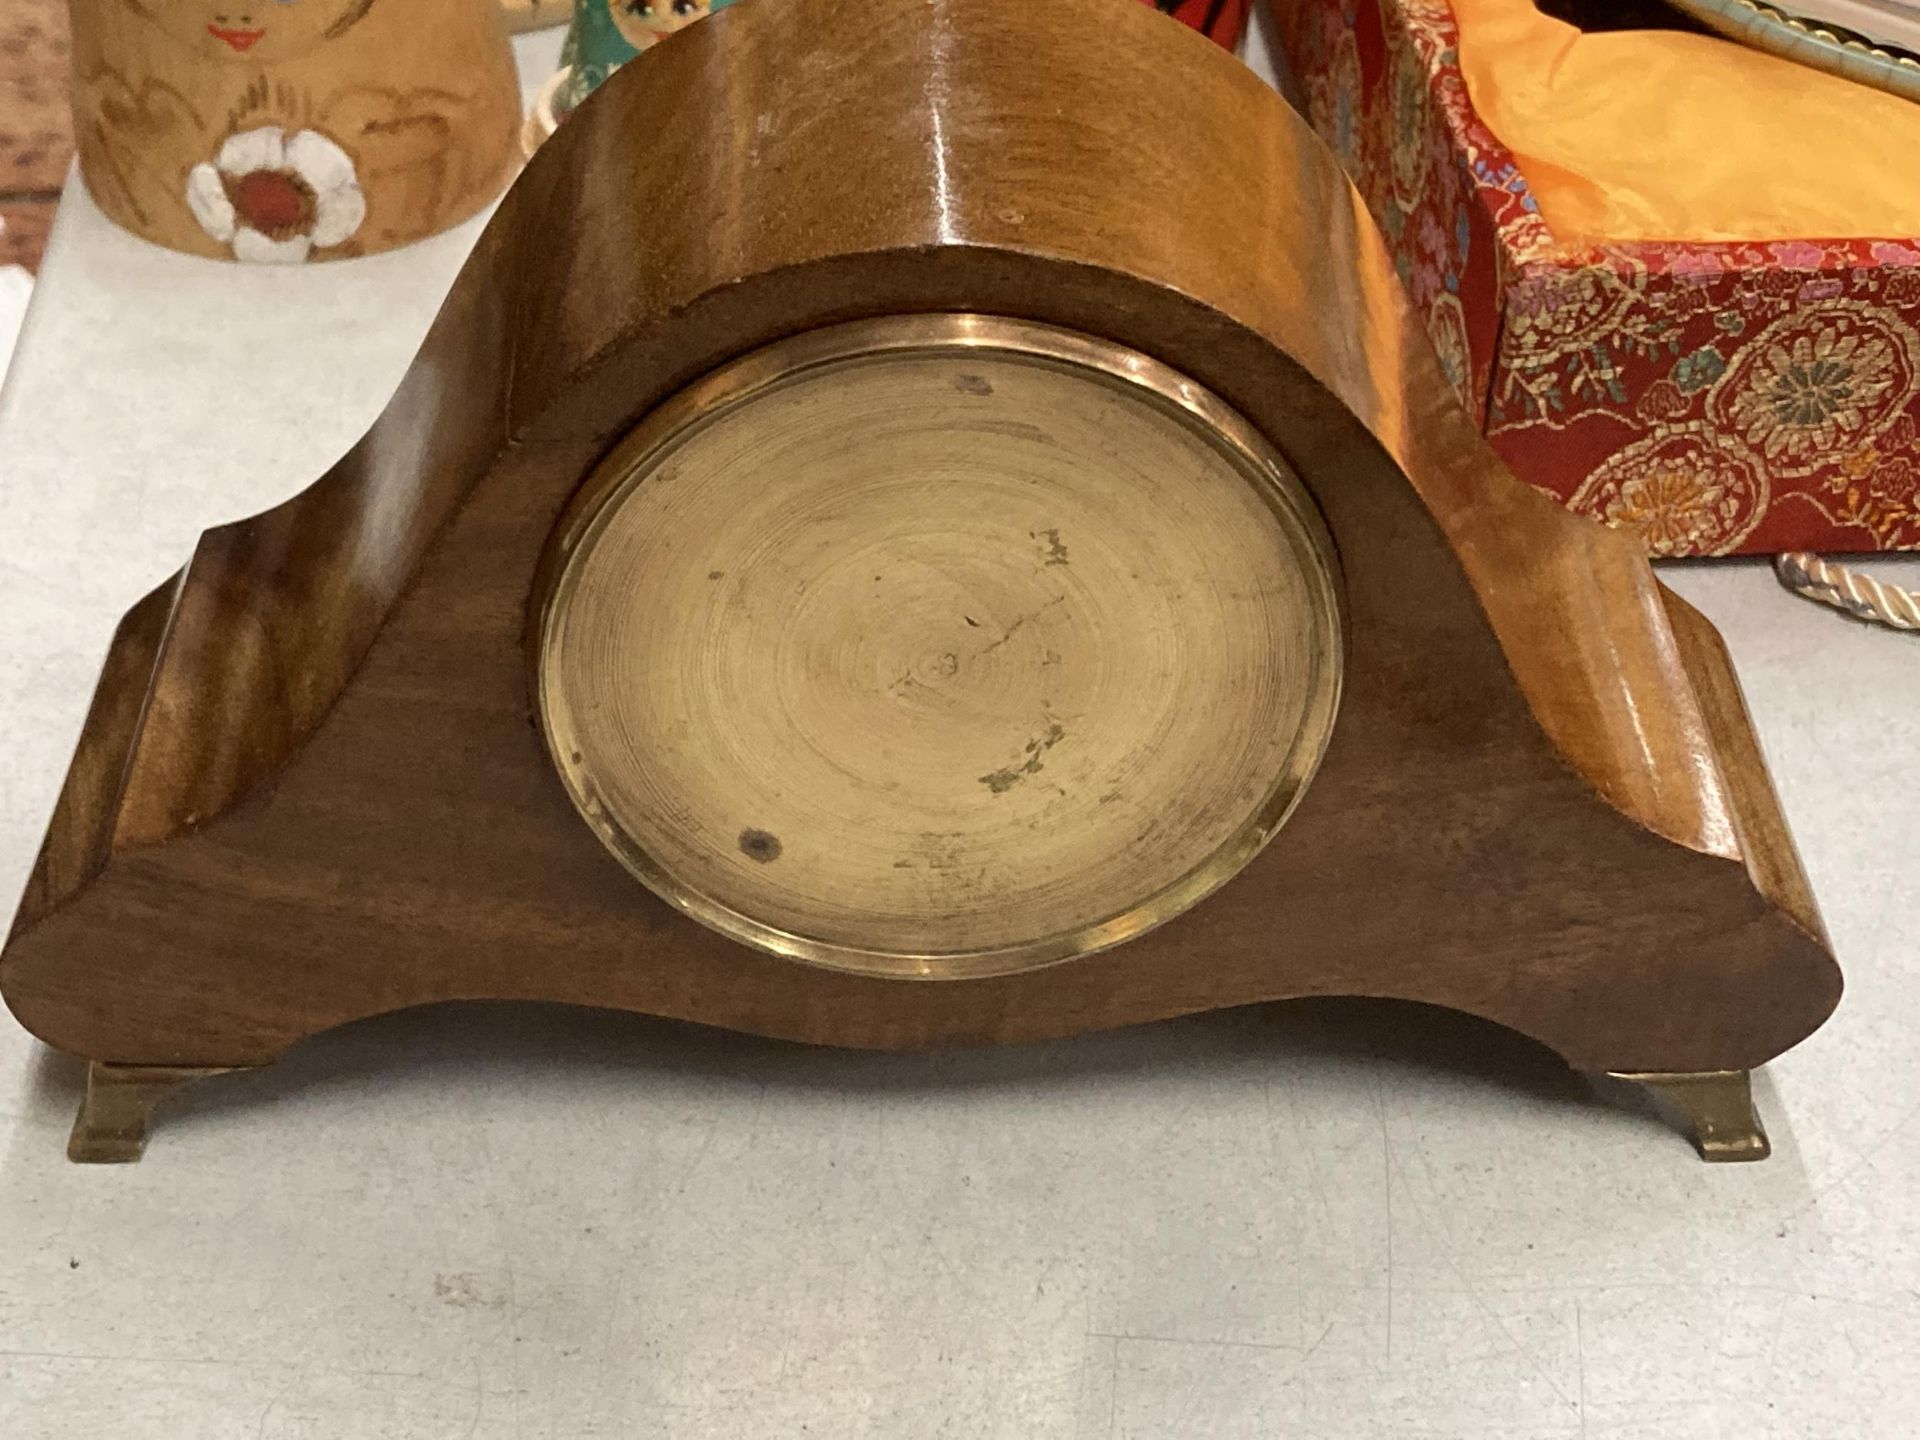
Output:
[980, 722, 1067, 794]
[1035, 528, 1069, 565]
[970, 420, 1053, 444]
[953, 373, 994, 396]
[739, 829, 783, 863]
[979, 595, 1066, 657]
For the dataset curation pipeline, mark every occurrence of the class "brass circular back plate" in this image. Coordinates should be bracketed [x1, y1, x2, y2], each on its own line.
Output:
[535, 315, 1343, 978]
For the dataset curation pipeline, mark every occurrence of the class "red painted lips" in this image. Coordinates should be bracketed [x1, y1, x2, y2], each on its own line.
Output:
[208, 24, 267, 52]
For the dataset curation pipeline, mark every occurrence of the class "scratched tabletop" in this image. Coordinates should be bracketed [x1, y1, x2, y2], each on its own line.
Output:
[1, 17, 1917, 1440]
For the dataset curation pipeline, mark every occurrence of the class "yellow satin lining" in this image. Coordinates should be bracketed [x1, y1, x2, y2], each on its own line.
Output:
[1451, 0, 1920, 243]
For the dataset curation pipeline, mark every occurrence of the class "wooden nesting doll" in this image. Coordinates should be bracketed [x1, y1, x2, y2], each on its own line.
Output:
[68, 0, 524, 261]
[608, 0, 719, 47]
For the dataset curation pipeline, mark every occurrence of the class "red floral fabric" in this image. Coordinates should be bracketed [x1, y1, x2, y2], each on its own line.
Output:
[1153, 0, 1254, 49]
[1277, 0, 1920, 555]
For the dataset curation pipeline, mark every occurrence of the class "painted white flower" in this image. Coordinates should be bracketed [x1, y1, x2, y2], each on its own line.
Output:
[184, 126, 366, 264]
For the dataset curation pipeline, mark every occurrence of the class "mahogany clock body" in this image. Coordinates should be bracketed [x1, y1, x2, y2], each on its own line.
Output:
[3, 0, 1839, 1160]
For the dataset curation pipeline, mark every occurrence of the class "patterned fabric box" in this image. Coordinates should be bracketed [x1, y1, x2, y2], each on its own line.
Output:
[1276, 0, 1920, 556]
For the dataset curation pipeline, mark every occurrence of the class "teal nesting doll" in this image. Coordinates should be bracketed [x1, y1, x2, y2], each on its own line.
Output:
[531, 0, 736, 148]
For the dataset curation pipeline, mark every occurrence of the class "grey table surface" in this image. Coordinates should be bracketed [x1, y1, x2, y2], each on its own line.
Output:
[1, 20, 1918, 1440]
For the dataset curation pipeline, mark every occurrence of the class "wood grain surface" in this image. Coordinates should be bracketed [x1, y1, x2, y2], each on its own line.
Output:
[0, 0, 70, 271]
[0, 0, 1841, 1084]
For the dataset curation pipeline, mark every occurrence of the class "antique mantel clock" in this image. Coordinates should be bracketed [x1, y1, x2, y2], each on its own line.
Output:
[1, 0, 1840, 1162]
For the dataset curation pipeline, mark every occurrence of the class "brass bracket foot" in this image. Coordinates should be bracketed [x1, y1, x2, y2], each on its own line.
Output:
[1606, 1069, 1771, 1163]
[68, 1063, 243, 1164]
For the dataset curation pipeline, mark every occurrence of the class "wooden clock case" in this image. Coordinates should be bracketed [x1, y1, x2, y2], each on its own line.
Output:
[2, 0, 1840, 1162]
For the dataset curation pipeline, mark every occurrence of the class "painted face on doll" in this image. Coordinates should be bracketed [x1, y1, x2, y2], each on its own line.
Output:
[132, 0, 378, 64]
[611, 0, 712, 52]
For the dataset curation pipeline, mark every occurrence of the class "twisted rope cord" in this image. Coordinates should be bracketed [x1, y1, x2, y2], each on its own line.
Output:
[1776, 552, 1920, 632]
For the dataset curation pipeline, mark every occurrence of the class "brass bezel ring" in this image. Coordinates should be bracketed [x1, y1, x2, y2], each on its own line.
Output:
[532, 313, 1346, 980]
